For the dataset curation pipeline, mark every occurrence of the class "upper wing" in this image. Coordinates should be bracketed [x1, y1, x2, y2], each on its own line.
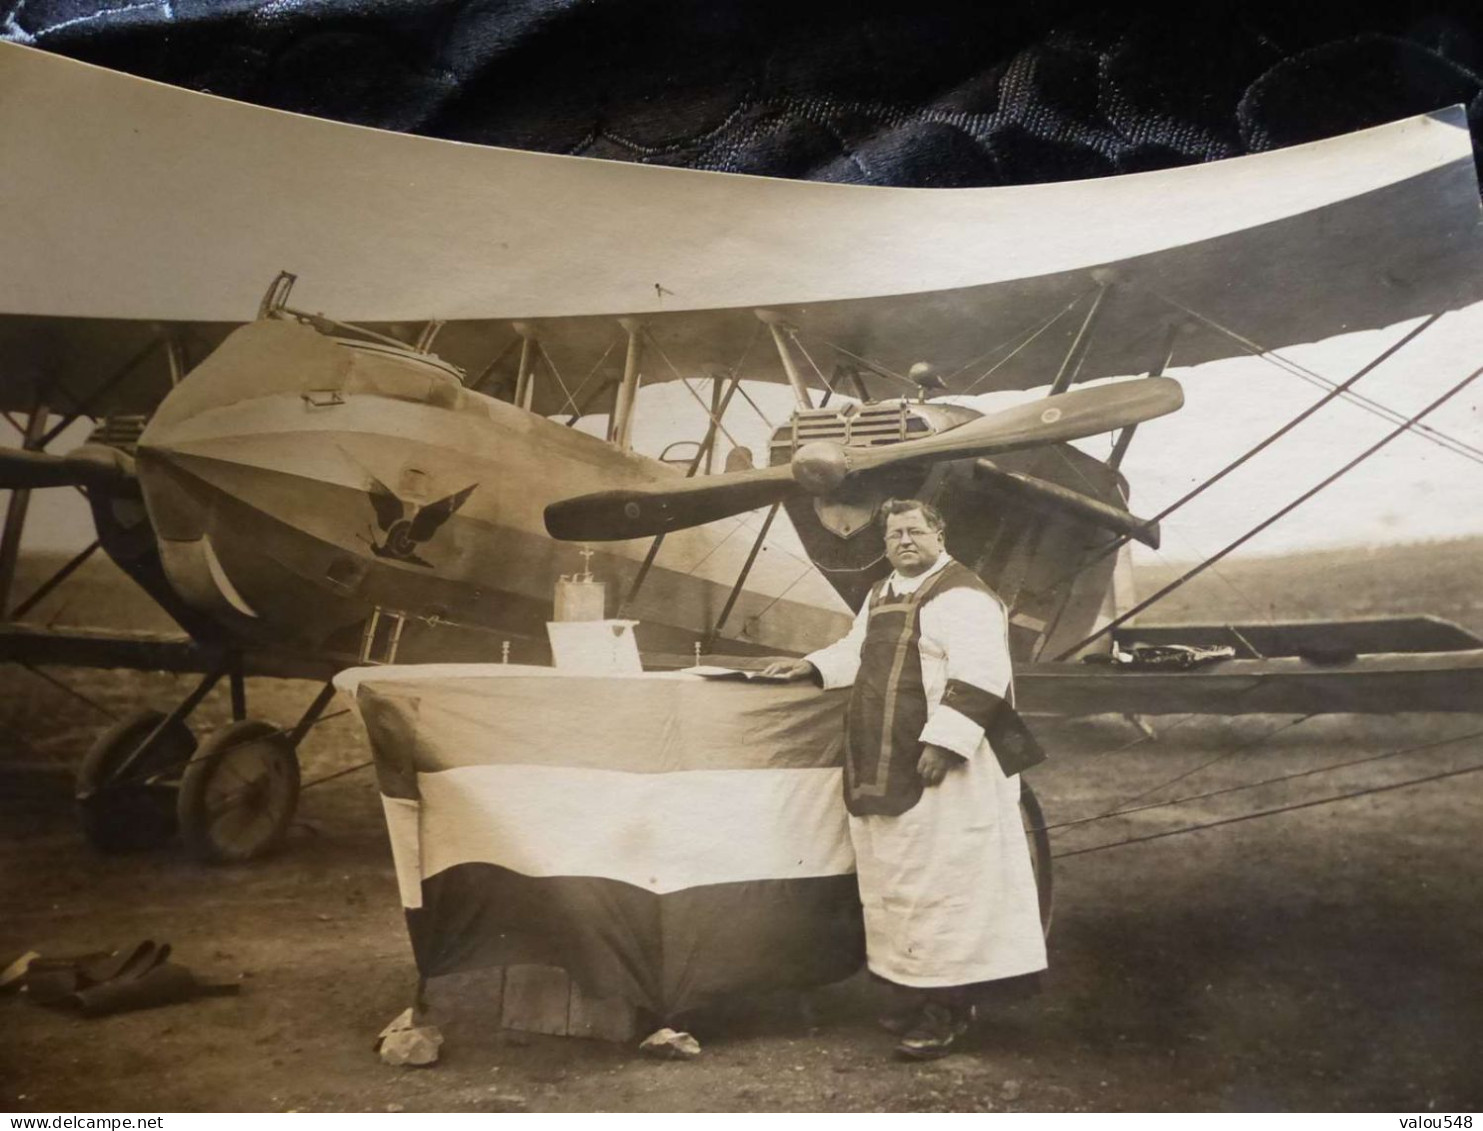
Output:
[2, 42, 1480, 413]
[409, 484, 476, 542]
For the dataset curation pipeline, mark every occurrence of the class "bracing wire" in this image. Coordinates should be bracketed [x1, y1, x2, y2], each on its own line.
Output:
[787, 331, 838, 400]
[559, 333, 621, 423]
[735, 557, 825, 627]
[948, 288, 1096, 390]
[1031, 312, 1446, 609]
[643, 329, 746, 453]
[731, 381, 777, 431]
[1046, 725, 1483, 834]
[1053, 363, 1483, 659]
[534, 341, 578, 415]
[820, 344, 915, 389]
[1052, 760, 1483, 859]
[1158, 297, 1483, 466]
[20, 662, 117, 721]
[1058, 713, 1317, 829]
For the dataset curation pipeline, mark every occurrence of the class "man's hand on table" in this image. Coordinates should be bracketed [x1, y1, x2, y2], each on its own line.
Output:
[917, 744, 964, 786]
[759, 658, 818, 681]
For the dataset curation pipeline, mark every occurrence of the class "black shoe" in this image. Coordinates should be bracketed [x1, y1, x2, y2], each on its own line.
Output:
[877, 1001, 924, 1036]
[895, 1003, 970, 1060]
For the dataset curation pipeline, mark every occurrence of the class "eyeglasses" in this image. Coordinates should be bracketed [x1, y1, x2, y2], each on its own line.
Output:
[885, 528, 940, 543]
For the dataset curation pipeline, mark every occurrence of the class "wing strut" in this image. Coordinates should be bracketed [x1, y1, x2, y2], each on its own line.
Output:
[164, 333, 188, 387]
[693, 366, 749, 475]
[1048, 278, 1111, 396]
[512, 324, 538, 410]
[1052, 363, 1483, 660]
[609, 318, 644, 448]
[467, 334, 520, 397]
[757, 310, 815, 410]
[0, 396, 51, 618]
[1108, 321, 1180, 470]
[79, 664, 229, 798]
[708, 502, 782, 647]
[619, 365, 751, 614]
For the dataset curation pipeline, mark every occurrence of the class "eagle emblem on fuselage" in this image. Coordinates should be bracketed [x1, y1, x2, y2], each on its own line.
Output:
[366, 478, 476, 568]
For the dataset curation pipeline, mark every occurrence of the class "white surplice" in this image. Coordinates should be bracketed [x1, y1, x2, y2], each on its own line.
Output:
[806, 555, 1048, 987]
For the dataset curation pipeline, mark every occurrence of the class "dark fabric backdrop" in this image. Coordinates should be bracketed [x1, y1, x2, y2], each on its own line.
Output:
[5, 5, 1483, 190]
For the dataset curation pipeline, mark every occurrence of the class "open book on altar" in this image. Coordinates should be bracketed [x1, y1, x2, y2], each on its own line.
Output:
[681, 665, 796, 683]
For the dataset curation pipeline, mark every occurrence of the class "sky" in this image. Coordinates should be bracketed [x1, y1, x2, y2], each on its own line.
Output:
[614, 303, 1483, 566]
[5, 303, 1483, 569]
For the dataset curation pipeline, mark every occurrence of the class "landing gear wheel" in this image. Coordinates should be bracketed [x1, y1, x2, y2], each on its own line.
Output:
[76, 708, 195, 853]
[1020, 782, 1054, 937]
[178, 720, 300, 863]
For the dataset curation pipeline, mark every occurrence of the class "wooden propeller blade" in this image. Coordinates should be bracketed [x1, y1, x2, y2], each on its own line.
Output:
[844, 377, 1185, 475]
[0, 445, 135, 489]
[546, 378, 1183, 542]
[544, 464, 800, 541]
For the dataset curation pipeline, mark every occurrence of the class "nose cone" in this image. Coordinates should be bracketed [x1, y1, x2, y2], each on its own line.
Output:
[132, 418, 260, 628]
[136, 319, 351, 540]
[132, 444, 207, 542]
[130, 321, 361, 643]
[792, 440, 848, 496]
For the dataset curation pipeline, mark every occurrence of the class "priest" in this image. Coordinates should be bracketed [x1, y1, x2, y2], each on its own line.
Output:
[763, 497, 1047, 1059]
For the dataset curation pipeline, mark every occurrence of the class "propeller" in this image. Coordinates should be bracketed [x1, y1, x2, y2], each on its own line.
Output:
[0, 444, 137, 490]
[545, 376, 1183, 541]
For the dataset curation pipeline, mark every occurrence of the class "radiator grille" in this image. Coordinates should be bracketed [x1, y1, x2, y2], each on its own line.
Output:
[88, 414, 150, 454]
[773, 402, 933, 458]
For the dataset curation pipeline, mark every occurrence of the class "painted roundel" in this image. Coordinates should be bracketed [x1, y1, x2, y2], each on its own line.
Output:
[366, 477, 477, 568]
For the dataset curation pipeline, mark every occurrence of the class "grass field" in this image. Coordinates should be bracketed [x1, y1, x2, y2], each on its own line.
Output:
[8, 550, 181, 635]
[1133, 535, 1483, 638]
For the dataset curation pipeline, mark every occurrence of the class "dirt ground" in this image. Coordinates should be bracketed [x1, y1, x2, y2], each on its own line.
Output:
[2, 670, 1481, 1113]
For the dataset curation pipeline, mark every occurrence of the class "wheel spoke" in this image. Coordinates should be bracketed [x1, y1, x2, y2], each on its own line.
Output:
[209, 799, 257, 849]
[203, 790, 251, 820]
[213, 748, 264, 792]
[180, 721, 297, 862]
[215, 802, 275, 853]
[202, 753, 269, 816]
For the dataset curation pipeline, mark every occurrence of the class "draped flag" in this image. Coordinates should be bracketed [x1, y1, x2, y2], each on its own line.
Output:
[335, 664, 864, 1018]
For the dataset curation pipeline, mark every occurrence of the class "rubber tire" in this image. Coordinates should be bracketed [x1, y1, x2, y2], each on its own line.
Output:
[76, 708, 195, 853]
[177, 719, 300, 864]
[1020, 782, 1054, 937]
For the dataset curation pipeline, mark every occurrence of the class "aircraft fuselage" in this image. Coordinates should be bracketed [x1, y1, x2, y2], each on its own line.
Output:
[133, 319, 850, 665]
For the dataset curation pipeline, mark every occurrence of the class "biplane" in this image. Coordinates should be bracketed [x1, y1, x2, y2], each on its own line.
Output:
[2, 42, 1482, 866]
